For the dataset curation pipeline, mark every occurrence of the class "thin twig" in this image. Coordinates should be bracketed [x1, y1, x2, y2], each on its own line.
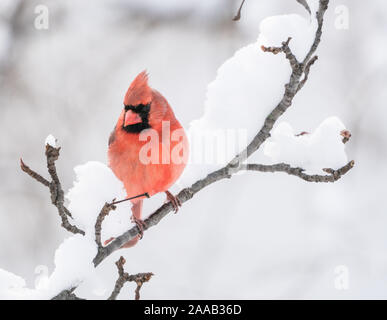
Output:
[297, 55, 318, 93]
[108, 256, 153, 300]
[233, 0, 246, 21]
[21, 144, 85, 235]
[340, 130, 351, 144]
[45, 145, 85, 235]
[20, 159, 50, 187]
[95, 202, 116, 248]
[302, 0, 329, 64]
[262, 37, 300, 69]
[240, 161, 355, 183]
[296, 0, 311, 14]
[111, 193, 150, 206]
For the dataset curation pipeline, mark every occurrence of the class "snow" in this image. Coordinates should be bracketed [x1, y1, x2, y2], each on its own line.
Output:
[259, 14, 316, 61]
[66, 161, 134, 239]
[44, 134, 57, 147]
[0, 269, 26, 294]
[0, 235, 97, 299]
[45, 234, 97, 295]
[0, 0, 357, 299]
[180, 7, 319, 185]
[196, 11, 317, 138]
[263, 117, 348, 173]
[0, 150, 133, 298]
[0, 269, 36, 299]
[34, 265, 49, 290]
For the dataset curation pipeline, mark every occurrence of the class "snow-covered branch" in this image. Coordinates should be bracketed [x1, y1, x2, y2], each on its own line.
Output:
[231, 0, 329, 165]
[94, 0, 339, 267]
[5, 0, 355, 300]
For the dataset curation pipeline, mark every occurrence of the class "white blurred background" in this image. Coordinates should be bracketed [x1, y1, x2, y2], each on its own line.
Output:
[1, 0, 387, 299]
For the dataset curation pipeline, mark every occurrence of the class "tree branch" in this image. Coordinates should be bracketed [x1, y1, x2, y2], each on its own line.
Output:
[52, 287, 85, 300]
[303, 0, 329, 64]
[341, 130, 351, 144]
[297, 55, 318, 93]
[296, 0, 311, 15]
[232, 0, 329, 166]
[93, 0, 333, 267]
[20, 159, 50, 187]
[20, 144, 85, 235]
[108, 256, 153, 300]
[262, 37, 300, 70]
[232, 0, 246, 21]
[95, 202, 116, 249]
[30, 0, 348, 300]
[240, 161, 355, 183]
[93, 166, 231, 266]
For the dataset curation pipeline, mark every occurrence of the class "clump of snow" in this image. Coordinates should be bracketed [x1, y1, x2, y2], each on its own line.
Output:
[0, 235, 97, 299]
[180, 10, 319, 186]
[34, 265, 49, 291]
[259, 14, 316, 61]
[66, 161, 133, 240]
[0, 269, 27, 298]
[45, 134, 57, 147]
[45, 234, 97, 295]
[1, 160, 135, 299]
[263, 117, 348, 173]
[192, 12, 317, 139]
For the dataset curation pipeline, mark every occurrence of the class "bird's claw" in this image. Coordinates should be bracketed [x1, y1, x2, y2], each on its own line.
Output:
[131, 215, 146, 239]
[165, 190, 181, 213]
[103, 237, 114, 246]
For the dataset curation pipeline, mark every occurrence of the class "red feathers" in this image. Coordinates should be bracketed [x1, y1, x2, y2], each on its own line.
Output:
[107, 71, 189, 248]
[124, 71, 152, 106]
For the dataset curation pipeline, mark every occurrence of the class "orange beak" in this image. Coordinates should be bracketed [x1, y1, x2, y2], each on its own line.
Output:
[124, 110, 142, 126]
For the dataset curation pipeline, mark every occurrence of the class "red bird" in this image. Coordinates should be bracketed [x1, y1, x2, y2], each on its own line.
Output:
[107, 71, 189, 248]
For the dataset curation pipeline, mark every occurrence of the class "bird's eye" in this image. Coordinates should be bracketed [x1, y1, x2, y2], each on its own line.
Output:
[124, 105, 130, 111]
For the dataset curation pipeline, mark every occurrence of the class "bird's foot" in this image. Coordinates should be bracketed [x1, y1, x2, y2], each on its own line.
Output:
[131, 215, 146, 239]
[165, 190, 181, 213]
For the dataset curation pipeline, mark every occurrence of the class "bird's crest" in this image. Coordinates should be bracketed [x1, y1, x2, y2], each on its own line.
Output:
[124, 70, 152, 106]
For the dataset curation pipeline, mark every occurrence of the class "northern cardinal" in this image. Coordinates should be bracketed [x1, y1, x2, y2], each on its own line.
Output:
[107, 71, 188, 248]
